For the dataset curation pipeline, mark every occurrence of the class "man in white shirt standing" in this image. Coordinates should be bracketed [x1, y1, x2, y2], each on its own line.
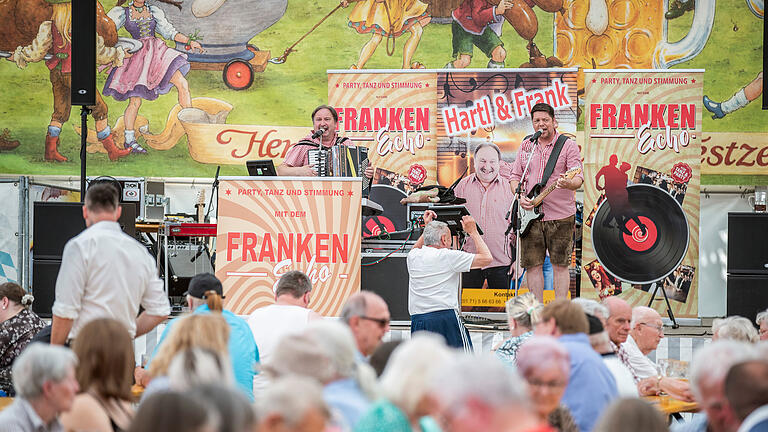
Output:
[407, 210, 492, 351]
[50, 182, 170, 345]
[248, 270, 322, 393]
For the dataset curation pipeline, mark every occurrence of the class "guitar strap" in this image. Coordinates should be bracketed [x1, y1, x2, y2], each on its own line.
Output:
[536, 134, 569, 189]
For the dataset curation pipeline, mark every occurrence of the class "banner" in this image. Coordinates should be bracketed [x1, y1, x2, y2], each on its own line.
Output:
[582, 70, 703, 318]
[328, 71, 439, 187]
[215, 177, 362, 316]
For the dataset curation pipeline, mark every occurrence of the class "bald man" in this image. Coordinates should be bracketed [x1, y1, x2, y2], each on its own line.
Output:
[603, 297, 632, 349]
[622, 306, 693, 401]
[340, 291, 391, 358]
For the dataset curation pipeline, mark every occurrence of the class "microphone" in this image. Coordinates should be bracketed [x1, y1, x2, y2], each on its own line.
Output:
[521, 130, 543, 152]
[311, 127, 326, 139]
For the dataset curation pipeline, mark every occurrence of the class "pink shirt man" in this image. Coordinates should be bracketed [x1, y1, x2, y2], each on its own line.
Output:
[454, 173, 514, 269]
[510, 131, 583, 221]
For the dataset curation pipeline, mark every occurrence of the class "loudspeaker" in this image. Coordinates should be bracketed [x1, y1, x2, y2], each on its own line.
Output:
[727, 213, 768, 275]
[31, 260, 61, 319]
[727, 275, 768, 325]
[33, 202, 87, 260]
[361, 253, 410, 322]
[161, 240, 214, 297]
[71, 0, 96, 106]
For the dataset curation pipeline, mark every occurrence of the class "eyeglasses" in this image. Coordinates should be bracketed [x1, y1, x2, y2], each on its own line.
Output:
[360, 316, 390, 327]
[639, 322, 664, 333]
[527, 378, 567, 389]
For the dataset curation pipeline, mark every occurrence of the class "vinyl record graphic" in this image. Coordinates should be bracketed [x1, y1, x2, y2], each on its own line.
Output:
[592, 184, 689, 284]
[362, 185, 408, 238]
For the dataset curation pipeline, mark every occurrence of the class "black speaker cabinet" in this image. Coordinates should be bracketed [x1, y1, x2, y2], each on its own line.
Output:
[71, 0, 96, 106]
[728, 213, 768, 275]
[361, 253, 410, 322]
[727, 275, 768, 325]
[32, 201, 138, 316]
[31, 260, 61, 319]
[33, 202, 87, 260]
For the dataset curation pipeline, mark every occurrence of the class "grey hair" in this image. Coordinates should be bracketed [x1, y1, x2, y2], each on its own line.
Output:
[340, 292, 369, 324]
[379, 333, 454, 415]
[168, 347, 235, 392]
[423, 221, 449, 247]
[713, 316, 759, 343]
[304, 321, 380, 400]
[756, 309, 768, 326]
[573, 298, 609, 321]
[263, 333, 335, 383]
[431, 353, 529, 411]
[258, 376, 328, 427]
[189, 384, 258, 432]
[473, 142, 501, 159]
[630, 306, 659, 329]
[689, 340, 756, 400]
[13, 343, 78, 400]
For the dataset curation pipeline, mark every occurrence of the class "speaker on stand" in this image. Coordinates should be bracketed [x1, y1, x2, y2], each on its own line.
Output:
[71, 0, 97, 198]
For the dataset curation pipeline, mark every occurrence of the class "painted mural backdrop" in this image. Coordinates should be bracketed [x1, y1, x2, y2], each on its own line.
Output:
[582, 69, 703, 318]
[0, 0, 764, 180]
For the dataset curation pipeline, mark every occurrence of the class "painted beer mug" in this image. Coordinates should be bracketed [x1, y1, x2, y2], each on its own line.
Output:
[555, 0, 715, 83]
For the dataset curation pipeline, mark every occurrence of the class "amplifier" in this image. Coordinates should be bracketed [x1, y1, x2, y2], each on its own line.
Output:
[361, 253, 410, 323]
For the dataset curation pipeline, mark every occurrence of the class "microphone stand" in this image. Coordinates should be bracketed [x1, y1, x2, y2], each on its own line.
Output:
[506, 135, 539, 297]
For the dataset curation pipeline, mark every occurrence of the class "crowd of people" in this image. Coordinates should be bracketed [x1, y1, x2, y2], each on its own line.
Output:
[2, 268, 767, 432]
[0, 116, 767, 431]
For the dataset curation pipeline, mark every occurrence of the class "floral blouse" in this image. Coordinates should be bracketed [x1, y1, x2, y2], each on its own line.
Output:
[495, 330, 533, 365]
[0, 308, 46, 395]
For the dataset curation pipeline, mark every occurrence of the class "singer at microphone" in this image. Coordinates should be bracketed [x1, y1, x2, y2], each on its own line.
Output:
[277, 104, 374, 178]
[508, 102, 584, 302]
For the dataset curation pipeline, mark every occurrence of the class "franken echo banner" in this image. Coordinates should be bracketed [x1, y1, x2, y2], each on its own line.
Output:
[328, 69, 578, 245]
[215, 177, 362, 316]
[582, 70, 703, 318]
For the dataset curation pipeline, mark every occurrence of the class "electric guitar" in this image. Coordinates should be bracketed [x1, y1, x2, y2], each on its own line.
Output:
[517, 167, 582, 237]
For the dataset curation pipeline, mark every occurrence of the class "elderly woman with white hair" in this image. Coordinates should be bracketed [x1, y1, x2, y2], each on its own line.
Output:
[265, 321, 378, 430]
[0, 343, 80, 431]
[758, 309, 768, 341]
[355, 334, 453, 432]
[712, 316, 759, 343]
[516, 336, 579, 432]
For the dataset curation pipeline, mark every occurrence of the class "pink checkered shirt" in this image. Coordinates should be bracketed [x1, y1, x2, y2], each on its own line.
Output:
[454, 173, 514, 269]
[510, 131, 583, 221]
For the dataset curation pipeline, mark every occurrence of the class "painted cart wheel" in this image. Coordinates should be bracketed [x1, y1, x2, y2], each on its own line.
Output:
[223, 59, 254, 90]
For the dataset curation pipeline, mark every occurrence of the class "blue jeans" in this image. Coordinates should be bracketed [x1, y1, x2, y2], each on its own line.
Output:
[543, 255, 554, 291]
[510, 256, 554, 291]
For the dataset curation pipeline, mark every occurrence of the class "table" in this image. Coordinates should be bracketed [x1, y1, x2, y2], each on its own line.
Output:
[645, 395, 699, 414]
[0, 397, 13, 412]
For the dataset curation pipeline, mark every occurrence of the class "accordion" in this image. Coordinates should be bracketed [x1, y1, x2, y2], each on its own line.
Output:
[308, 145, 371, 193]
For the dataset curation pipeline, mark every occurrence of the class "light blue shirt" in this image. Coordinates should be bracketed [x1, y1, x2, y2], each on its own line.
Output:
[148, 305, 259, 401]
[559, 333, 618, 432]
[324, 378, 371, 429]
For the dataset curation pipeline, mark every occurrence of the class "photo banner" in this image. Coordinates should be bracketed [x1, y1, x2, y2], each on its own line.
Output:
[215, 177, 362, 316]
[582, 69, 703, 318]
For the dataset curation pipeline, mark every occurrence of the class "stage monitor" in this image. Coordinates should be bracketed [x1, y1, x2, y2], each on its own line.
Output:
[246, 160, 277, 177]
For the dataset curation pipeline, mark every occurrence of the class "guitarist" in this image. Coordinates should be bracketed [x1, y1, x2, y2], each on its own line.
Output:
[509, 103, 583, 301]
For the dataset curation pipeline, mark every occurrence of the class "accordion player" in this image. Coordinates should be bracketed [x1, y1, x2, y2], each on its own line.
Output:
[307, 139, 371, 194]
